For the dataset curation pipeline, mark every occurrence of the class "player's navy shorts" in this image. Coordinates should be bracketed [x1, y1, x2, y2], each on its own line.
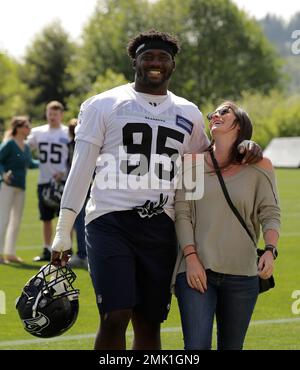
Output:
[86, 210, 178, 323]
[37, 184, 59, 221]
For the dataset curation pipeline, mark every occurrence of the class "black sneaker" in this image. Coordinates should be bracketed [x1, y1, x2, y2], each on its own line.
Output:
[33, 248, 51, 262]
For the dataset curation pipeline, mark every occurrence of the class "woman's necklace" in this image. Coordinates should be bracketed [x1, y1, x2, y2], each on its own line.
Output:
[221, 164, 234, 172]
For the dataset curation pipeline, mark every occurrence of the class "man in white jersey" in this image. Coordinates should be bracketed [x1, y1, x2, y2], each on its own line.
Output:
[51, 31, 262, 350]
[28, 101, 69, 262]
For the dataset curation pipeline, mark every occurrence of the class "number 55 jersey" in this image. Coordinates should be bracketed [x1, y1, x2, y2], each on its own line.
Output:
[75, 83, 210, 223]
[27, 124, 70, 185]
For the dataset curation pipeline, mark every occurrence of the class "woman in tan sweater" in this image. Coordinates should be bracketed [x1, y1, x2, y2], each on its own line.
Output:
[173, 101, 280, 350]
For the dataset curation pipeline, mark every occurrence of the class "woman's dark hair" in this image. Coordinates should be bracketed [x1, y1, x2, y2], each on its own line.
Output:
[3, 116, 30, 140]
[208, 101, 253, 167]
[68, 118, 77, 140]
[127, 29, 181, 59]
[11, 116, 30, 136]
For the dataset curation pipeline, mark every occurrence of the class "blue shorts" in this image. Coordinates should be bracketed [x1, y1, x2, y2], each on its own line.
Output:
[86, 210, 178, 323]
[37, 184, 59, 221]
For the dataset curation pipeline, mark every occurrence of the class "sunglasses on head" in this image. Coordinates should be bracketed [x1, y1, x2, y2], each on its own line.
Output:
[207, 107, 232, 121]
[17, 123, 30, 129]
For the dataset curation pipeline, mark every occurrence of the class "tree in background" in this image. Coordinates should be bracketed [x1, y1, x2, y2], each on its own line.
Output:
[258, 15, 287, 56]
[152, 0, 282, 105]
[259, 12, 300, 95]
[20, 20, 76, 120]
[206, 91, 300, 148]
[65, 69, 128, 121]
[80, 0, 150, 82]
[64, 0, 151, 112]
[259, 12, 300, 57]
[14, 0, 285, 138]
[0, 52, 27, 136]
[69, 0, 282, 108]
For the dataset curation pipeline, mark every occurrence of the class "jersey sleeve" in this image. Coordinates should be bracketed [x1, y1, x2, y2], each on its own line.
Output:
[186, 108, 210, 154]
[75, 100, 106, 148]
[61, 140, 99, 214]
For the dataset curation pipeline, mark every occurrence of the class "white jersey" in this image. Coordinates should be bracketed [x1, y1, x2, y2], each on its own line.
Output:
[27, 124, 70, 184]
[75, 83, 210, 223]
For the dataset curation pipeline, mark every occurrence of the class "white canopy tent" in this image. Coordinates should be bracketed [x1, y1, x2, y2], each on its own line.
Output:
[263, 137, 300, 168]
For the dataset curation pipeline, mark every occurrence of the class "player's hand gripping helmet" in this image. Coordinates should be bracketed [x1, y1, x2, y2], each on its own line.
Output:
[42, 179, 64, 210]
[16, 263, 79, 338]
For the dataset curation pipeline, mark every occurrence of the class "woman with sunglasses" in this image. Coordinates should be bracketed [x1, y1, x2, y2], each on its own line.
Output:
[172, 101, 280, 350]
[0, 116, 39, 264]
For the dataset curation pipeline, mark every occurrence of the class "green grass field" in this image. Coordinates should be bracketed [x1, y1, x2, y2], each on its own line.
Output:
[0, 169, 300, 350]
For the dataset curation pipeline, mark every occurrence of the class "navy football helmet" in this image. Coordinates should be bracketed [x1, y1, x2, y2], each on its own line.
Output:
[42, 180, 64, 210]
[16, 263, 79, 338]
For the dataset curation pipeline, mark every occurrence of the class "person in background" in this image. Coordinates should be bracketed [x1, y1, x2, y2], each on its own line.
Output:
[67, 118, 88, 269]
[27, 101, 70, 262]
[0, 116, 39, 264]
[172, 101, 280, 350]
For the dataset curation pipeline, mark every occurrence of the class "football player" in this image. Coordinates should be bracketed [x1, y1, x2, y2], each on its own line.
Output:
[28, 101, 70, 262]
[51, 30, 262, 350]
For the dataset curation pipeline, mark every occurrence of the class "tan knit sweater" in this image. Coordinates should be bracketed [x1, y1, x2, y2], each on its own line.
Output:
[171, 160, 281, 291]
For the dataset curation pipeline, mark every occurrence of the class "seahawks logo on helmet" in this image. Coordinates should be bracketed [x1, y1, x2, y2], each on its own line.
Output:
[22, 313, 50, 335]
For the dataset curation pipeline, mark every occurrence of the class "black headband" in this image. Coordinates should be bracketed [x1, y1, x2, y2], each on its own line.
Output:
[135, 40, 175, 58]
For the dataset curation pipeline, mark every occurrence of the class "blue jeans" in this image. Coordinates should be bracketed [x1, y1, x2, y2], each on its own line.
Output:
[175, 270, 259, 350]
